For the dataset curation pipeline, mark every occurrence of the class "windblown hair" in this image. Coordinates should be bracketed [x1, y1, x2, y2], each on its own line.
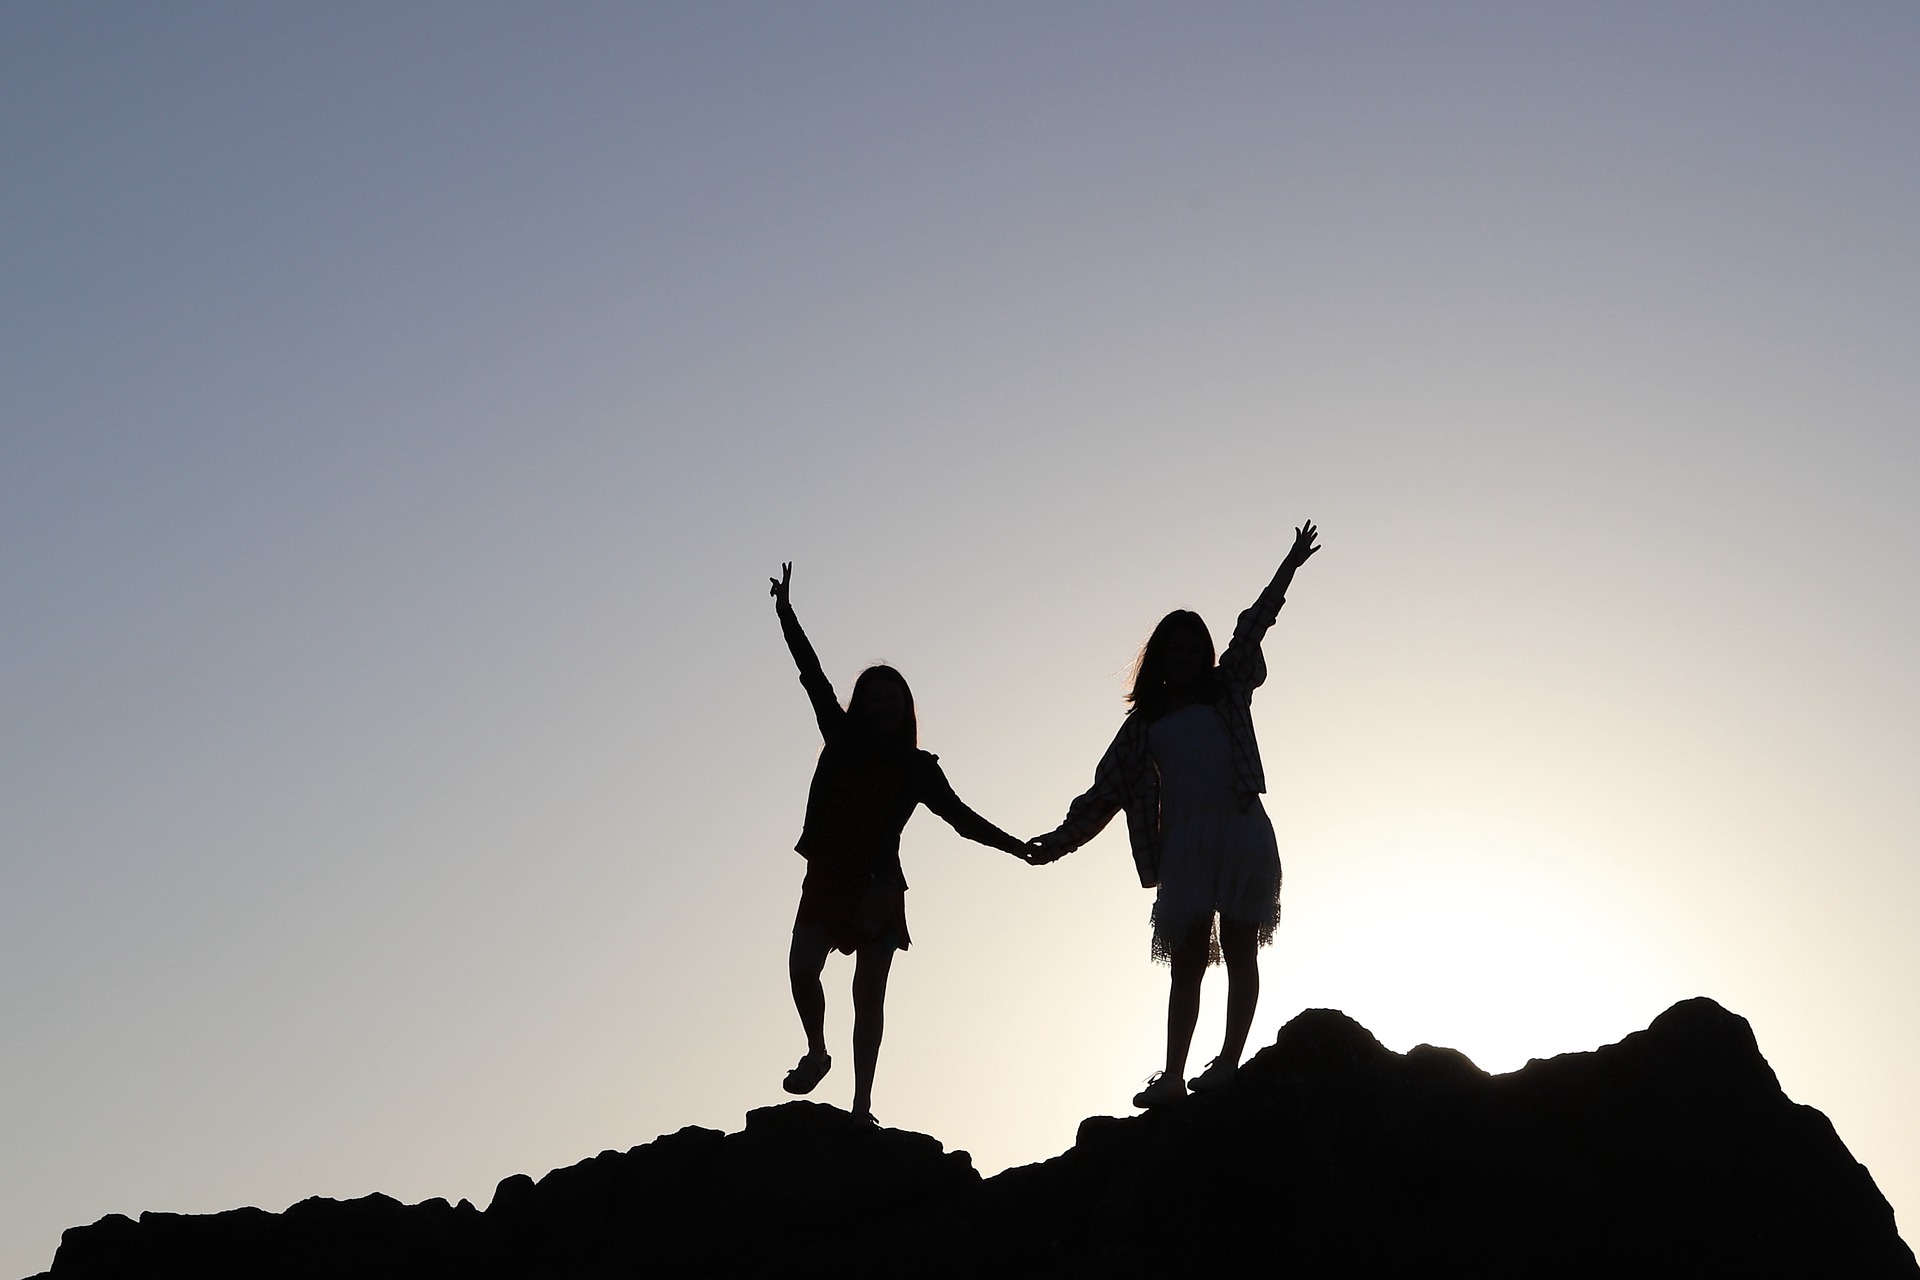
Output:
[844, 664, 919, 755]
[1127, 610, 1220, 723]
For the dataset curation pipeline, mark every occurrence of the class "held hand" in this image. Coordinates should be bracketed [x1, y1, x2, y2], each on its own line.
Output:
[769, 561, 792, 606]
[1023, 836, 1065, 866]
[1283, 520, 1320, 570]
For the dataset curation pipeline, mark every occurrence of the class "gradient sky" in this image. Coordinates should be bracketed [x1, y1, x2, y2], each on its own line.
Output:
[4, 3, 1918, 1273]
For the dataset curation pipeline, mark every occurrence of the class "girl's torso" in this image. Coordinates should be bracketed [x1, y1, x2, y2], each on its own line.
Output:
[807, 747, 915, 853]
[1149, 702, 1243, 825]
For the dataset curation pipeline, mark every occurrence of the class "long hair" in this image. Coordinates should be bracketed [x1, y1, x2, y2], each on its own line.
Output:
[844, 664, 918, 755]
[1127, 610, 1219, 722]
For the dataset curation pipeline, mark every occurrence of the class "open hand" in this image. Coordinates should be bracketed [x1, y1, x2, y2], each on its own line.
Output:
[1283, 520, 1320, 570]
[769, 561, 792, 606]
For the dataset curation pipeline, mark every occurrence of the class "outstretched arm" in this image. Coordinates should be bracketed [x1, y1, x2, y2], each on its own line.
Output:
[920, 763, 1029, 857]
[1024, 719, 1137, 864]
[1218, 520, 1320, 690]
[771, 562, 843, 739]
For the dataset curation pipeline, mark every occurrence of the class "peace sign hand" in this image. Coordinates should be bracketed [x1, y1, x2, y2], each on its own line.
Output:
[769, 562, 792, 606]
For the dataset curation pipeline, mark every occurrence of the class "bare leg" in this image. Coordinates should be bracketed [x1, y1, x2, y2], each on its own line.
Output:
[789, 924, 831, 1058]
[1218, 918, 1261, 1068]
[849, 942, 894, 1118]
[1164, 922, 1211, 1081]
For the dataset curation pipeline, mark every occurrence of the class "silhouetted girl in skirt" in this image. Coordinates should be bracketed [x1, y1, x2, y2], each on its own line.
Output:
[771, 563, 1027, 1122]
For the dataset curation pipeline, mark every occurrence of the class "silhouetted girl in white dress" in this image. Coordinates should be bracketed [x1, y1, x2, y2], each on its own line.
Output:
[1032, 521, 1319, 1107]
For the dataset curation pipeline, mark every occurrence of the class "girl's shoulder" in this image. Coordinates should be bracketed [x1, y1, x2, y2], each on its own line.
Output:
[904, 748, 951, 793]
[852, 744, 940, 771]
[1109, 710, 1153, 755]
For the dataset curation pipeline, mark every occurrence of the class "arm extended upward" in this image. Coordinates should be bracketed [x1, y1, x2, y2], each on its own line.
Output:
[1218, 520, 1320, 689]
[771, 562, 843, 740]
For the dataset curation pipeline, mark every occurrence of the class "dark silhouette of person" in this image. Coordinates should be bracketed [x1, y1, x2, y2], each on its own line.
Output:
[1028, 521, 1321, 1107]
[771, 563, 1029, 1122]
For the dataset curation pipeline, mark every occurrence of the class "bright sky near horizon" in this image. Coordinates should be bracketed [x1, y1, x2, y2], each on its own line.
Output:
[4, 3, 1918, 1273]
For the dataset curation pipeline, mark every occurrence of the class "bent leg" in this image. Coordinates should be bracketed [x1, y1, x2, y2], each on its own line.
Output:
[789, 923, 832, 1058]
[1218, 918, 1261, 1068]
[849, 943, 895, 1118]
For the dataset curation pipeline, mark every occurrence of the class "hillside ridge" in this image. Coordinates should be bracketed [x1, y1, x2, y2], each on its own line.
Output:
[38, 998, 1918, 1279]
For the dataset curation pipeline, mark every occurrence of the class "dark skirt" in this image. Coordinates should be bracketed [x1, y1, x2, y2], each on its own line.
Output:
[794, 842, 910, 955]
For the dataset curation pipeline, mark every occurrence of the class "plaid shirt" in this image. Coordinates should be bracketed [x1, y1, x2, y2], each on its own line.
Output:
[1042, 567, 1292, 888]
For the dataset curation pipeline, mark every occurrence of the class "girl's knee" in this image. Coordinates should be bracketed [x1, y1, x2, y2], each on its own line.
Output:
[1169, 946, 1210, 985]
[790, 943, 829, 980]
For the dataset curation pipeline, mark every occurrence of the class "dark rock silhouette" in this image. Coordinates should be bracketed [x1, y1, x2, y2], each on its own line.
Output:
[36, 998, 1917, 1279]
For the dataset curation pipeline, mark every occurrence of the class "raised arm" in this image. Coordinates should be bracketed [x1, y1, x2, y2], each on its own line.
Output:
[1218, 520, 1320, 690]
[770, 562, 843, 739]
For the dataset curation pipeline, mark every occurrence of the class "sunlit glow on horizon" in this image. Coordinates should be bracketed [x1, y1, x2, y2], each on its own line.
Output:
[1282, 829, 1679, 1075]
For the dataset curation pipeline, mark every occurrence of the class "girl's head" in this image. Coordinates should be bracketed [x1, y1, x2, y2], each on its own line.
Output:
[1128, 610, 1217, 719]
[846, 664, 918, 753]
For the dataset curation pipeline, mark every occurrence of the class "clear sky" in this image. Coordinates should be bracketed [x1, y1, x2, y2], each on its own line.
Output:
[4, 3, 1917, 1273]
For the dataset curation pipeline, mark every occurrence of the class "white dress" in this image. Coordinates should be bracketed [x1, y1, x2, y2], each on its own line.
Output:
[1147, 702, 1282, 963]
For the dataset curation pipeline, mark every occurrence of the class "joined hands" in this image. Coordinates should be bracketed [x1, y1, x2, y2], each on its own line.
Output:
[1019, 836, 1066, 866]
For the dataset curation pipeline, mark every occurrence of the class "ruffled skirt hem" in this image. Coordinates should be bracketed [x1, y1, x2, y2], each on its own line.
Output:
[1148, 804, 1281, 966]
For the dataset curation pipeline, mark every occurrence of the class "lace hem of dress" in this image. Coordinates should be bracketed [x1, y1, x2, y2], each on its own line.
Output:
[1149, 894, 1281, 966]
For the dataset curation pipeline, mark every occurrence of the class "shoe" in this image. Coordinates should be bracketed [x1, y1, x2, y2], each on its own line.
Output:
[1131, 1071, 1186, 1109]
[783, 1050, 831, 1095]
[1188, 1056, 1237, 1093]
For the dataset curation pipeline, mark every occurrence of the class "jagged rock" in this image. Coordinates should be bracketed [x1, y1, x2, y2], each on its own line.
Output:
[908, 998, 1917, 1278]
[37, 999, 1917, 1279]
[41, 1192, 490, 1279]
[481, 1102, 978, 1277]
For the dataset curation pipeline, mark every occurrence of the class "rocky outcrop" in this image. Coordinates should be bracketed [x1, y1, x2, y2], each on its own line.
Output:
[36, 998, 1918, 1279]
